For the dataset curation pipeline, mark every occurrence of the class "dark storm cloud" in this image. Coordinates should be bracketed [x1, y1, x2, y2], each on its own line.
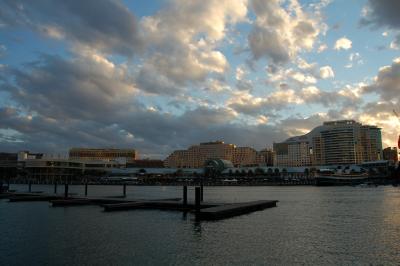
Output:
[0, 0, 142, 56]
[360, 0, 400, 50]
[363, 59, 400, 102]
[0, 53, 136, 121]
[360, 0, 400, 29]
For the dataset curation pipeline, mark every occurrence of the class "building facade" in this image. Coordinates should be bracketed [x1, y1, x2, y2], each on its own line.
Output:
[274, 120, 383, 167]
[69, 148, 138, 162]
[126, 159, 165, 168]
[0, 153, 18, 179]
[382, 147, 398, 162]
[164, 141, 265, 168]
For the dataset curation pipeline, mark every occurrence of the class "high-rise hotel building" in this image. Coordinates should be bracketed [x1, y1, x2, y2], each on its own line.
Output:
[164, 141, 265, 168]
[274, 120, 382, 167]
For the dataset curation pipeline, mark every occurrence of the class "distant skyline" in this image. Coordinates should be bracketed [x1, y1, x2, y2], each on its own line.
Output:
[0, 0, 399, 159]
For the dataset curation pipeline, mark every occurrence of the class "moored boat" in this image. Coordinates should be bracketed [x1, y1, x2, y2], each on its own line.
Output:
[315, 169, 369, 186]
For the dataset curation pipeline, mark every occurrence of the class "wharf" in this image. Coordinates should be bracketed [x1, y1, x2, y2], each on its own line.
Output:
[198, 200, 278, 220]
[1, 186, 278, 220]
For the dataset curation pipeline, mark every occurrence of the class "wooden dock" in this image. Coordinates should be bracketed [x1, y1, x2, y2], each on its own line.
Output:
[197, 200, 278, 220]
[1, 186, 278, 220]
[103, 201, 217, 212]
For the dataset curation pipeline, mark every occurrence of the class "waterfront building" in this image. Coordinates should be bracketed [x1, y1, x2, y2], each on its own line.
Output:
[0, 152, 18, 179]
[21, 158, 124, 182]
[126, 159, 165, 168]
[382, 147, 398, 162]
[69, 148, 138, 162]
[258, 148, 274, 166]
[164, 141, 264, 168]
[274, 120, 383, 166]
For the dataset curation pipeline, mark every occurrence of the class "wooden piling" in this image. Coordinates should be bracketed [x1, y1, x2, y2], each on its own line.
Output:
[28, 181, 32, 193]
[54, 183, 57, 194]
[64, 183, 69, 198]
[183, 185, 187, 206]
[200, 182, 204, 202]
[85, 182, 88, 196]
[195, 187, 201, 212]
[123, 183, 127, 197]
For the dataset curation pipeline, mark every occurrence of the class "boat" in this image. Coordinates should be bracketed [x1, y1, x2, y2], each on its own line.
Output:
[315, 169, 369, 186]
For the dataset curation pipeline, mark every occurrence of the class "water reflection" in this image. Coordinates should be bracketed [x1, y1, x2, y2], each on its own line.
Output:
[1, 185, 400, 265]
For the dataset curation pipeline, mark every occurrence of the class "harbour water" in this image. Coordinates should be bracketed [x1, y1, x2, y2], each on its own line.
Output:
[1, 185, 400, 265]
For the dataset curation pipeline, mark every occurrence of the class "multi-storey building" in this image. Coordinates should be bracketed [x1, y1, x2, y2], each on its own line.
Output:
[382, 147, 398, 162]
[69, 148, 138, 162]
[258, 148, 274, 166]
[164, 141, 264, 168]
[274, 120, 383, 166]
[0, 152, 18, 179]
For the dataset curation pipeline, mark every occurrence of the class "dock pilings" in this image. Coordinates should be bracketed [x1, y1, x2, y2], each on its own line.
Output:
[183, 185, 187, 206]
[200, 182, 204, 202]
[195, 187, 201, 212]
[64, 183, 69, 198]
[85, 182, 88, 196]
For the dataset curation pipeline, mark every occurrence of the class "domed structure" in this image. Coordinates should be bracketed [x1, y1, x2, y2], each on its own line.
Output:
[204, 159, 233, 176]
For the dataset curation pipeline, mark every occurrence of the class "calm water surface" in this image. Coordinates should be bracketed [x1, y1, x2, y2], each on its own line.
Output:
[1, 185, 400, 265]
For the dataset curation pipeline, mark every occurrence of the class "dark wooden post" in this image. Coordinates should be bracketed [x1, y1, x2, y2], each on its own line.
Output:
[183, 185, 187, 206]
[195, 187, 201, 212]
[54, 183, 57, 194]
[28, 181, 32, 193]
[7, 177, 10, 192]
[85, 182, 88, 196]
[123, 183, 127, 197]
[200, 181, 204, 202]
[64, 183, 69, 198]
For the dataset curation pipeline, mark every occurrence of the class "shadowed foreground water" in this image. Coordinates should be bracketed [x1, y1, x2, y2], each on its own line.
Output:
[1, 185, 400, 265]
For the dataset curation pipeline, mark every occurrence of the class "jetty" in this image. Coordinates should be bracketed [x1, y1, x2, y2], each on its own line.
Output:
[0, 184, 278, 220]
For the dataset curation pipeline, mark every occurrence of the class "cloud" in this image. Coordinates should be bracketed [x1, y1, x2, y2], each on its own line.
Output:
[334, 37, 352, 50]
[0, 51, 289, 157]
[0, 0, 142, 56]
[248, 0, 327, 65]
[137, 0, 247, 95]
[390, 35, 400, 49]
[319, 66, 334, 79]
[362, 57, 400, 103]
[0, 53, 137, 121]
[345, 52, 363, 68]
[360, 0, 400, 52]
[317, 44, 328, 53]
[360, 0, 400, 29]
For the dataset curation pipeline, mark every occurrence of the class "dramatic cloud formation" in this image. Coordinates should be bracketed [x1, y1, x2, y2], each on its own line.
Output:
[0, 0, 399, 157]
[137, 0, 247, 95]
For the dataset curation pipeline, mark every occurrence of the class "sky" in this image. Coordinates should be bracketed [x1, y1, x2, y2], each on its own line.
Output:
[0, 0, 399, 159]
